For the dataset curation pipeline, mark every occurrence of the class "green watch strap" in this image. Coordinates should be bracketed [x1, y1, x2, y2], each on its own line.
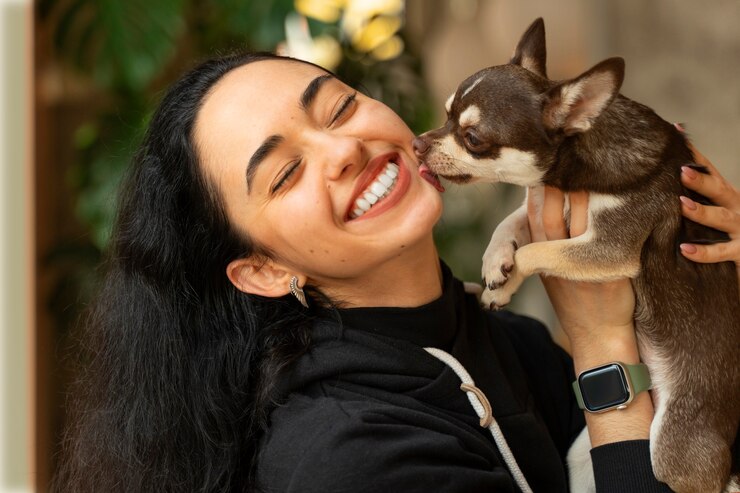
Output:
[573, 380, 586, 410]
[572, 362, 652, 410]
[626, 362, 652, 395]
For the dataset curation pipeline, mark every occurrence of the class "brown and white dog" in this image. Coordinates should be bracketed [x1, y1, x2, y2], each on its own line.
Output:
[414, 18, 739, 493]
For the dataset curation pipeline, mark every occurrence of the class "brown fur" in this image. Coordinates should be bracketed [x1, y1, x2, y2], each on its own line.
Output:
[415, 18, 740, 493]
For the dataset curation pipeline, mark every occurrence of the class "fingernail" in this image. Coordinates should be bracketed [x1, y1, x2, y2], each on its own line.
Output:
[674, 123, 685, 132]
[681, 166, 698, 180]
[680, 243, 697, 254]
[679, 195, 697, 210]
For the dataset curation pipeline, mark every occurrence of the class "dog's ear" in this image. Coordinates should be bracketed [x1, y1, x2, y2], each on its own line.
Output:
[510, 17, 547, 78]
[543, 57, 625, 135]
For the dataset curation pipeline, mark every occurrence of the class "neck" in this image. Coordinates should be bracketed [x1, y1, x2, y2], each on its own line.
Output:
[544, 97, 670, 193]
[322, 237, 443, 308]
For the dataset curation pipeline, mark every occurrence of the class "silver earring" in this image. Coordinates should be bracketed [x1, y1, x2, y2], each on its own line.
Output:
[290, 276, 308, 308]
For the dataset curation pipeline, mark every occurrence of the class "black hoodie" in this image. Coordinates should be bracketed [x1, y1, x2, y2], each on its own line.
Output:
[256, 262, 671, 492]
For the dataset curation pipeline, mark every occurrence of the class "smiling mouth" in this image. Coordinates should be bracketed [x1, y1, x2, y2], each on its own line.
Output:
[349, 162, 400, 220]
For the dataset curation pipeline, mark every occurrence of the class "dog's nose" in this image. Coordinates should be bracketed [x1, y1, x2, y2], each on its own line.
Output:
[413, 136, 430, 157]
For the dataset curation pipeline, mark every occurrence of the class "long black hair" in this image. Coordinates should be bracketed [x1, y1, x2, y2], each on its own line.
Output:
[53, 53, 326, 492]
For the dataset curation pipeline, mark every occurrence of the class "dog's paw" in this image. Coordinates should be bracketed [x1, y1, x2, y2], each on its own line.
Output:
[482, 240, 517, 290]
[480, 285, 513, 311]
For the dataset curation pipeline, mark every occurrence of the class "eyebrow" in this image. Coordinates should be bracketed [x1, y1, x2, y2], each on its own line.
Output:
[246, 134, 283, 191]
[301, 74, 334, 111]
[245, 73, 335, 192]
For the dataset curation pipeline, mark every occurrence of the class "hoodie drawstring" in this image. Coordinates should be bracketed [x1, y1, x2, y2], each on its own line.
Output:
[424, 347, 534, 493]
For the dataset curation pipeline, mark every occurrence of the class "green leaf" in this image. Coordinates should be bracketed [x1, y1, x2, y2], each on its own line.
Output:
[51, 0, 186, 92]
[73, 122, 98, 149]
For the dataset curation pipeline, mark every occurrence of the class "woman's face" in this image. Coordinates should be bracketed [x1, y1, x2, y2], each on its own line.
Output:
[194, 59, 443, 302]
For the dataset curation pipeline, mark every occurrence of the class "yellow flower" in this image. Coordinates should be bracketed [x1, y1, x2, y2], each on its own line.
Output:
[287, 0, 407, 64]
[311, 35, 343, 70]
[371, 35, 404, 61]
[342, 0, 404, 38]
[295, 0, 347, 23]
[351, 15, 401, 53]
[279, 13, 343, 71]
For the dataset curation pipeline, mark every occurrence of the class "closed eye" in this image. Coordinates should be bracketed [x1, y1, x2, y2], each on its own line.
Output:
[329, 92, 357, 127]
[270, 159, 302, 194]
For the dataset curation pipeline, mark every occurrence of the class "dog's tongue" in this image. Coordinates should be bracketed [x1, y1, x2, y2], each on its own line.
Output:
[418, 164, 445, 193]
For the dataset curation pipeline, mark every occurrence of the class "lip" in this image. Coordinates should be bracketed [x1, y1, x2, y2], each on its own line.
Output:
[344, 152, 411, 222]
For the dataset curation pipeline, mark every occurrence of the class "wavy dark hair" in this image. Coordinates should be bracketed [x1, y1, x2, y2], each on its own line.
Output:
[53, 52, 330, 492]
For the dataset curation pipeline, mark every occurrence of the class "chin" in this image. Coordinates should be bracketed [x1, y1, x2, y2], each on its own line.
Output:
[399, 188, 443, 235]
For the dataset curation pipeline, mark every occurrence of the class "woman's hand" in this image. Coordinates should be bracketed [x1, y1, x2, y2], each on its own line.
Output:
[528, 187, 636, 359]
[529, 186, 652, 446]
[678, 141, 740, 276]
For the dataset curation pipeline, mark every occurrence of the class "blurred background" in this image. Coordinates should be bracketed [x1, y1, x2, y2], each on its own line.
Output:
[1, 0, 738, 490]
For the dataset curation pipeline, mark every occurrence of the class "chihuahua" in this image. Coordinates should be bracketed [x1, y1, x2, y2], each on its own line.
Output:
[414, 18, 739, 493]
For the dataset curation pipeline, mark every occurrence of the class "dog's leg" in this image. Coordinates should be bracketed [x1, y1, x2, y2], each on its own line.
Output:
[649, 356, 737, 493]
[481, 233, 641, 309]
[482, 202, 530, 291]
[480, 186, 544, 307]
[481, 191, 642, 308]
[652, 395, 733, 493]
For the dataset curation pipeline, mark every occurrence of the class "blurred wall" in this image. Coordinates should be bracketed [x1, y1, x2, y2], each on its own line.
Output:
[0, 0, 32, 491]
[407, 0, 740, 332]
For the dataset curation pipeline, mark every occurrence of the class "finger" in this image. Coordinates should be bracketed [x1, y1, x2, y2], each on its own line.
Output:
[569, 191, 589, 237]
[684, 140, 717, 174]
[542, 186, 568, 240]
[680, 196, 740, 234]
[680, 165, 739, 210]
[680, 240, 740, 265]
[674, 126, 736, 205]
[678, 149, 739, 212]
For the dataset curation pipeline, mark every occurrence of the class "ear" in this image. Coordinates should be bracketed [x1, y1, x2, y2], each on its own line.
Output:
[543, 57, 625, 135]
[510, 17, 547, 78]
[226, 257, 300, 298]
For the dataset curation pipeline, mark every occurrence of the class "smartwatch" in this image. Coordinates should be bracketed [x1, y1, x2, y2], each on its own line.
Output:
[572, 362, 652, 413]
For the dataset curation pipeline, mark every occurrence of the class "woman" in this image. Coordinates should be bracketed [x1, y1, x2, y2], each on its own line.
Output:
[53, 52, 740, 492]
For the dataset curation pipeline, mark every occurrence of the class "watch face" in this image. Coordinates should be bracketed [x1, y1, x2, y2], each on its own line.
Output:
[579, 364, 630, 412]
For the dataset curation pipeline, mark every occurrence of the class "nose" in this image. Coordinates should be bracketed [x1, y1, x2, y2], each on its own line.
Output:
[323, 133, 364, 181]
[413, 136, 431, 157]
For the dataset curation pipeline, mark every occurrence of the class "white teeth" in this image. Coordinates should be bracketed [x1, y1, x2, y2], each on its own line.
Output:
[370, 182, 387, 197]
[378, 174, 393, 187]
[349, 162, 400, 219]
[356, 198, 371, 211]
[364, 192, 379, 204]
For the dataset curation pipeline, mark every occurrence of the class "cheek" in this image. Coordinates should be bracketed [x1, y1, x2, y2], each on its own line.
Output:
[256, 192, 340, 259]
[363, 101, 414, 140]
[269, 199, 322, 241]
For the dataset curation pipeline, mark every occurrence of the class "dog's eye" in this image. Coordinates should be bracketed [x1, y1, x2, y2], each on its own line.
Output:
[464, 131, 483, 149]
